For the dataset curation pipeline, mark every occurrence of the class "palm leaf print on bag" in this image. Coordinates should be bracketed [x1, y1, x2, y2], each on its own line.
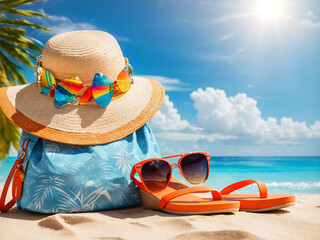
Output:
[69, 156, 111, 191]
[55, 181, 111, 212]
[32, 175, 64, 210]
[113, 149, 136, 174]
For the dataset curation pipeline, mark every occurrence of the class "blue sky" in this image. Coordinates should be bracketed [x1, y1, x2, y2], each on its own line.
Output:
[17, 0, 320, 156]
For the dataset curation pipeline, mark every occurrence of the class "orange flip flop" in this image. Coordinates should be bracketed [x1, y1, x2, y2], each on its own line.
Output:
[220, 180, 295, 212]
[138, 177, 240, 215]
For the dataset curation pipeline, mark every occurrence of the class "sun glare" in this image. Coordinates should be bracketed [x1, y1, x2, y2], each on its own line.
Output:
[257, 0, 283, 20]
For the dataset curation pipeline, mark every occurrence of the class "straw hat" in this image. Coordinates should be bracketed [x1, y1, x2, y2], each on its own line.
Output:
[0, 30, 165, 145]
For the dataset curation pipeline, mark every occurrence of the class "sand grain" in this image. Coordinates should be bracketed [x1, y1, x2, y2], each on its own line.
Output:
[0, 184, 319, 240]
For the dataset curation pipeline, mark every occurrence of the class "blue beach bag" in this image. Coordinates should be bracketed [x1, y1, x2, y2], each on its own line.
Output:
[1, 123, 160, 213]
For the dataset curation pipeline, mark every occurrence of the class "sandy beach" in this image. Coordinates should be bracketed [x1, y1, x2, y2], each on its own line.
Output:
[0, 184, 319, 240]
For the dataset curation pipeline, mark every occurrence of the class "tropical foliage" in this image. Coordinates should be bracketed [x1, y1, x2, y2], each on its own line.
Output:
[0, 0, 52, 160]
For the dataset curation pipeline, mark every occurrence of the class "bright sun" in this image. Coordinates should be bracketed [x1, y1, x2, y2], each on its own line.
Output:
[256, 0, 283, 20]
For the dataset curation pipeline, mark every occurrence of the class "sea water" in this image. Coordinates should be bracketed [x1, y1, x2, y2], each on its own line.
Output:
[199, 156, 319, 194]
[0, 157, 20, 183]
[172, 156, 320, 194]
[1, 156, 320, 194]
[209, 156, 320, 194]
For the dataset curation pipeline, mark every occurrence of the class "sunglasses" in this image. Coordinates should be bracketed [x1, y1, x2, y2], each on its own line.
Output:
[36, 56, 134, 108]
[130, 152, 210, 193]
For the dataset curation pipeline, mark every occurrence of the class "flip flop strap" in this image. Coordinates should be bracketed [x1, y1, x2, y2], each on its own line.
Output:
[158, 186, 222, 209]
[220, 180, 268, 198]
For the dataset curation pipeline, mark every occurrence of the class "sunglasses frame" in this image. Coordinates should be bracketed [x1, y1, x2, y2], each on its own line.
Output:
[130, 152, 210, 194]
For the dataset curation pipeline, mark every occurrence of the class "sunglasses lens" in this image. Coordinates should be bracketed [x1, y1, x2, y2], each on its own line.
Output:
[141, 160, 171, 192]
[180, 153, 208, 184]
[92, 73, 114, 107]
[117, 68, 131, 92]
[54, 77, 83, 108]
[38, 67, 56, 95]
[124, 64, 133, 78]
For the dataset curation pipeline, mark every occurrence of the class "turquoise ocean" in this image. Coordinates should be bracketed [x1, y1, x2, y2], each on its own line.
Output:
[1, 156, 319, 194]
[168, 156, 320, 195]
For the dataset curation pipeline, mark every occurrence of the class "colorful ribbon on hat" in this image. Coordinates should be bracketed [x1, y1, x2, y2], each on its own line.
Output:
[36, 57, 134, 108]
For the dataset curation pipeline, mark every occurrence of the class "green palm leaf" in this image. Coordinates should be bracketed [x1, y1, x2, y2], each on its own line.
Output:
[0, 0, 53, 160]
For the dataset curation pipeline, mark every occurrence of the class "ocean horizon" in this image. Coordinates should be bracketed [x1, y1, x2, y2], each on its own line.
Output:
[1, 156, 319, 194]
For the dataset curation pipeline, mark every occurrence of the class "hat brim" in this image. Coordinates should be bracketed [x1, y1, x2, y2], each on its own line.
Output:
[0, 77, 164, 145]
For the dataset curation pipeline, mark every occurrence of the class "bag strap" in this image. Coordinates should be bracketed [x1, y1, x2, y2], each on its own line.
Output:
[0, 139, 30, 212]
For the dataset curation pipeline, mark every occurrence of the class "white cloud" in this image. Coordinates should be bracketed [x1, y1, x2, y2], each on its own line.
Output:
[300, 19, 320, 28]
[304, 10, 318, 19]
[147, 80, 319, 155]
[297, 10, 320, 28]
[216, 33, 233, 41]
[150, 86, 320, 146]
[200, 53, 234, 62]
[114, 36, 130, 42]
[150, 94, 238, 142]
[237, 48, 247, 54]
[201, 6, 320, 30]
[199, 48, 247, 63]
[190, 87, 320, 144]
[154, 132, 202, 141]
[36, 13, 130, 41]
[138, 75, 191, 92]
[150, 95, 198, 132]
[48, 15, 98, 34]
[209, 12, 254, 23]
[154, 132, 237, 142]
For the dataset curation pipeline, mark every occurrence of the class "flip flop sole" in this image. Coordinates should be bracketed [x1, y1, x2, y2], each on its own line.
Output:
[240, 202, 295, 212]
[162, 207, 240, 215]
[222, 194, 295, 212]
[140, 188, 240, 215]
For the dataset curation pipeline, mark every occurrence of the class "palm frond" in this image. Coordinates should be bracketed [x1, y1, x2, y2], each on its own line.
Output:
[0, 111, 20, 160]
[0, 51, 26, 86]
[0, 39, 34, 68]
[0, 0, 41, 9]
[0, 0, 52, 160]
[0, 19, 52, 32]
[0, 9, 48, 18]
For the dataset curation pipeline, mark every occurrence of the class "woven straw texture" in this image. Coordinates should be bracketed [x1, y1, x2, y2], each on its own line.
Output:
[42, 30, 125, 84]
[0, 30, 165, 145]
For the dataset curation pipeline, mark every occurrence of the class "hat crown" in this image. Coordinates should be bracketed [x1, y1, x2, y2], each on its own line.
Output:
[42, 30, 125, 84]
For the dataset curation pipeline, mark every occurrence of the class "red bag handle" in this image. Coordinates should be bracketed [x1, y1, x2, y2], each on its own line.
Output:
[0, 139, 30, 212]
